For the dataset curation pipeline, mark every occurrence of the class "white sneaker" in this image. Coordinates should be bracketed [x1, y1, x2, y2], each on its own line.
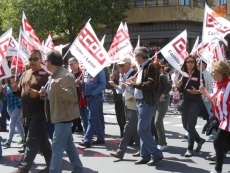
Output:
[157, 145, 167, 151]
[210, 169, 221, 173]
[207, 135, 215, 140]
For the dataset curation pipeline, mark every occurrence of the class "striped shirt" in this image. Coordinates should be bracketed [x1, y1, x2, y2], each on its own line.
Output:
[212, 78, 230, 132]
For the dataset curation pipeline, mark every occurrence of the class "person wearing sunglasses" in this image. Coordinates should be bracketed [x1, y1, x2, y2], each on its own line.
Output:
[11, 50, 52, 173]
[177, 55, 206, 157]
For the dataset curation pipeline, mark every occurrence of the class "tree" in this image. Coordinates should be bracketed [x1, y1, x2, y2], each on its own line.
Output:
[0, 0, 130, 42]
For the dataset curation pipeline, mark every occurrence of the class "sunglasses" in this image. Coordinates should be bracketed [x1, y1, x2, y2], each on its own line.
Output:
[29, 57, 40, 62]
[186, 61, 195, 64]
[118, 64, 125, 67]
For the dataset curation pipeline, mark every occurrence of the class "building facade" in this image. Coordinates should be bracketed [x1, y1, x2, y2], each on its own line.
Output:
[105, 0, 230, 58]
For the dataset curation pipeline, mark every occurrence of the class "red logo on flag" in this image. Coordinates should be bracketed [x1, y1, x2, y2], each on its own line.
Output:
[206, 14, 230, 34]
[110, 30, 129, 49]
[0, 38, 9, 59]
[78, 27, 106, 65]
[172, 38, 187, 59]
[0, 65, 6, 78]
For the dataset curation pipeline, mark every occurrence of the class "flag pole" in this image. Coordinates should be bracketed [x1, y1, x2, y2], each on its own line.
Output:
[62, 18, 91, 60]
[111, 63, 116, 74]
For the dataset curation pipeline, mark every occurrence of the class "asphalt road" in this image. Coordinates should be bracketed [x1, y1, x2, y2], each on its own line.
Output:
[0, 102, 229, 173]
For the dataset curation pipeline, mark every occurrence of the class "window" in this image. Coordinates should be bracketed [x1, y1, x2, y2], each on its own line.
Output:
[218, 0, 227, 5]
[180, 0, 190, 5]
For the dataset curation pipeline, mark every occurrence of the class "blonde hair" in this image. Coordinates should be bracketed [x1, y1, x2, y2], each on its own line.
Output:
[212, 61, 230, 77]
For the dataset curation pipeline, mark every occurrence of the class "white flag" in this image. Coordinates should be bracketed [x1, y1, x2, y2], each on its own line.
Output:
[108, 22, 133, 63]
[6, 36, 19, 57]
[190, 36, 199, 56]
[0, 28, 12, 79]
[135, 35, 140, 50]
[100, 35, 106, 46]
[70, 22, 110, 77]
[202, 4, 230, 43]
[160, 30, 188, 77]
[44, 34, 54, 53]
[54, 43, 69, 54]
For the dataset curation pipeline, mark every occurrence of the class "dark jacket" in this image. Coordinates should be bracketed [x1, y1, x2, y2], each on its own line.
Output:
[158, 73, 172, 99]
[133, 60, 159, 106]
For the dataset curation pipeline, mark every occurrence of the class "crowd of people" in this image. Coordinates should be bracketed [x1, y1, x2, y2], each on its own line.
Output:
[0, 47, 229, 173]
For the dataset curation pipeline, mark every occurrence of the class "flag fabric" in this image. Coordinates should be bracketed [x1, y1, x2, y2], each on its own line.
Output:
[44, 34, 54, 53]
[190, 36, 199, 56]
[6, 36, 19, 57]
[0, 28, 13, 79]
[54, 43, 69, 54]
[107, 22, 133, 63]
[22, 11, 42, 50]
[212, 43, 226, 62]
[220, 44, 227, 61]
[100, 35, 106, 46]
[69, 22, 110, 77]
[202, 4, 230, 43]
[11, 56, 24, 73]
[160, 30, 188, 77]
[18, 28, 37, 63]
[135, 35, 140, 50]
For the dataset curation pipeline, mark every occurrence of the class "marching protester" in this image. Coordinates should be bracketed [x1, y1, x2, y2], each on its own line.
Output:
[177, 55, 206, 157]
[79, 66, 106, 148]
[11, 50, 52, 173]
[109, 57, 140, 159]
[1, 75, 24, 148]
[41, 51, 84, 173]
[200, 61, 230, 173]
[68, 57, 88, 133]
[152, 62, 172, 151]
[127, 47, 163, 166]
[109, 66, 126, 138]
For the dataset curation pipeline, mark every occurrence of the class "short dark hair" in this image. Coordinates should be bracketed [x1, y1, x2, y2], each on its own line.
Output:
[134, 47, 149, 59]
[164, 67, 171, 73]
[46, 51, 63, 66]
[30, 49, 42, 58]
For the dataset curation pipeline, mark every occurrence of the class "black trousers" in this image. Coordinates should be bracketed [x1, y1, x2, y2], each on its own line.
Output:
[114, 100, 126, 138]
[20, 116, 52, 172]
[214, 128, 230, 172]
[0, 99, 10, 130]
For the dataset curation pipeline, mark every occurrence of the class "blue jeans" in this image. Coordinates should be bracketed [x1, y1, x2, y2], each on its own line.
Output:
[50, 122, 83, 173]
[79, 107, 89, 131]
[136, 100, 163, 161]
[84, 95, 104, 143]
[7, 108, 24, 144]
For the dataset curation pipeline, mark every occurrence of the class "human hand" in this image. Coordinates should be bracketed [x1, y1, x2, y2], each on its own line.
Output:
[75, 79, 81, 85]
[39, 86, 46, 98]
[109, 74, 114, 81]
[29, 88, 40, 98]
[50, 78, 62, 88]
[108, 80, 116, 88]
[187, 86, 199, 94]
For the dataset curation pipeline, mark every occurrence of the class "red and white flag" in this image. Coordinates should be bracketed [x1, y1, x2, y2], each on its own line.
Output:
[190, 36, 199, 56]
[44, 33, 54, 53]
[135, 35, 140, 50]
[11, 56, 24, 73]
[212, 43, 226, 62]
[202, 4, 230, 44]
[18, 28, 37, 63]
[22, 11, 42, 50]
[108, 22, 133, 63]
[54, 43, 69, 55]
[160, 30, 188, 77]
[0, 28, 12, 79]
[220, 44, 227, 61]
[6, 36, 19, 57]
[69, 21, 110, 77]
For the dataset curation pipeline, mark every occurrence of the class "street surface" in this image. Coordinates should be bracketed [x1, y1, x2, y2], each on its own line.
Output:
[0, 101, 229, 173]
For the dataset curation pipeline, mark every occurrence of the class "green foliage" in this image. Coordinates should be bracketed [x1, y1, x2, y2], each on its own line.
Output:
[0, 0, 130, 42]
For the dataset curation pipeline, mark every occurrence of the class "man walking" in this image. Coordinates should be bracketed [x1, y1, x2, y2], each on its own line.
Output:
[42, 51, 84, 173]
[11, 50, 52, 173]
[127, 47, 163, 166]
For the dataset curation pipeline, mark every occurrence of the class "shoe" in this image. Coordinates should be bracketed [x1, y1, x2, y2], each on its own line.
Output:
[147, 157, 162, 166]
[134, 159, 149, 165]
[18, 139, 24, 144]
[195, 138, 206, 152]
[38, 166, 49, 173]
[210, 169, 221, 173]
[2, 141, 10, 148]
[132, 151, 140, 157]
[179, 135, 188, 139]
[10, 167, 27, 173]
[206, 153, 216, 161]
[157, 145, 167, 151]
[184, 150, 193, 157]
[207, 135, 215, 141]
[18, 146, 25, 153]
[79, 141, 91, 148]
[110, 152, 123, 159]
[91, 140, 105, 145]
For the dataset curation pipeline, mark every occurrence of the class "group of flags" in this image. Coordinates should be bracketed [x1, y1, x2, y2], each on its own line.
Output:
[0, 4, 229, 79]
